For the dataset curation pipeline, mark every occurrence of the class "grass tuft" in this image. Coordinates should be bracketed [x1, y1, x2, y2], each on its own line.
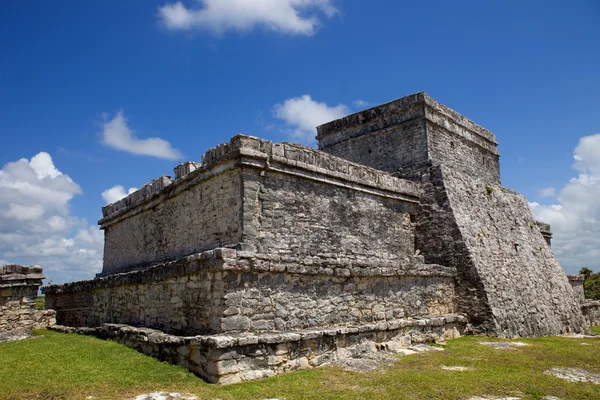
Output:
[35, 296, 45, 311]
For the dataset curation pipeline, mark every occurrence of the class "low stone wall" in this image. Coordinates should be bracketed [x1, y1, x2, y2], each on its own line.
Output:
[43, 249, 459, 336]
[567, 275, 586, 303]
[33, 309, 56, 330]
[0, 265, 46, 342]
[51, 314, 467, 384]
[581, 301, 600, 326]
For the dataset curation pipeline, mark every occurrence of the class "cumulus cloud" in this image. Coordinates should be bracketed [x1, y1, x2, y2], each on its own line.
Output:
[158, 0, 338, 36]
[539, 186, 556, 198]
[101, 111, 183, 160]
[530, 133, 600, 273]
[101, 185, 137, 205]
[273, 94, 349, 144]
[0, 153, 104, 283]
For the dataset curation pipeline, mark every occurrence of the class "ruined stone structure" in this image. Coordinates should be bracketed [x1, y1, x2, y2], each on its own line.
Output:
[0, 265, 54, 342]
[568, 275, 600, 325]
[43, 92, 588, 383]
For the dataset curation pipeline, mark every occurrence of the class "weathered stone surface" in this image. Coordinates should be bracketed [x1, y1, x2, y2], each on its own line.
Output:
[566, 275, 600, 325]
[581, 301, 600, 325]
[317, 92, 500, 184]
[50, 315, 466, 384]
[567, 275, 586, 303]
[43, 249, 458, 335]
[99, 170, 243, 275]
[0, 264, 50, 342]
[479, 342, 530, 350]
[544, 368, 600, 384]
[418, 166, 585, 337]
[317, 93, 586, 338]
[41, 92, 589, 383]
[98, 135, 420, 276]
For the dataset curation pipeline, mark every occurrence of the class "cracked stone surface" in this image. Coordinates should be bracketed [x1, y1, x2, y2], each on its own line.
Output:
[466, 397, 521, 400]
[129, 393, 198, 400]
[544, 368, 600, 384]
[479, 342, 530, 350]
[466, 397, 560, 400]
[442, 365, 470, 371]
[328, 351, 399, 373]
[328, 344, 444, 373]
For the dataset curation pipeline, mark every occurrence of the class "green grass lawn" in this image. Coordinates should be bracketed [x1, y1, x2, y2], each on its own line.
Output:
[0, 329, 599, 400]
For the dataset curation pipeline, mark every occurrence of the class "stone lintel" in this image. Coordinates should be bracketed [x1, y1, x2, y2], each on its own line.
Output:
[316, 91, 498, 153]
[99, 135, 420, 226]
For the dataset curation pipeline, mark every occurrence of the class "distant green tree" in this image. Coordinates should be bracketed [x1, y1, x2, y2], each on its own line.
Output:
[581, 268, 600, 301]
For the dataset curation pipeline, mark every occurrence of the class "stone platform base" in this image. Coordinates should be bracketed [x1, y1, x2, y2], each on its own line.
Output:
[51, 314, 467, 384]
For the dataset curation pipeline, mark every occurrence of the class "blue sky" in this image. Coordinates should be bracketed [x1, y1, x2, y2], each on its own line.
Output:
[1, 0, 599, 283]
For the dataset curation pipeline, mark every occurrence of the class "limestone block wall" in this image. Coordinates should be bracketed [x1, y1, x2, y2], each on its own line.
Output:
[417, 166, 586, 337]
[581, 302, 600, 325]
[567, 275, 586, 303]
[98, 134, 421, 276]
[234, 138, 421, 262]
[43, 248, 459, 336]
[567, 275, 600, 326]
[241, 167, 417, 259]
[45, 250, 228, 334]
[100, 170, 243, 275]
[317, 92, 500, 184]
[218, 252, 457, 333]
[317, 92, 586, 337]
[0, 265, 45, 342]
[425, 119, 500, 185]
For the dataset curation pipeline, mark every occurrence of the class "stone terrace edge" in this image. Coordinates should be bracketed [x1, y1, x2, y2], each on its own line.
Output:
[42, 248, 457, 295]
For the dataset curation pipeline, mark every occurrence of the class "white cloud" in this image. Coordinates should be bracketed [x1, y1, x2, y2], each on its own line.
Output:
[0, 153, 104, 283]
[102, 185, 137, 205]
[573, 133, 600, 175]
[158, 0, 338, 36]
[352, 99, 369, 108]
[101, 111, 183, 160]
[273, 94, 349, 144]
[530, 133, 600, 274]
[539, 186, 556, 198]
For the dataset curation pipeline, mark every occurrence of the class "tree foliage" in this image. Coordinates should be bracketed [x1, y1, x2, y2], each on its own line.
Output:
[580, 267, 600, 301]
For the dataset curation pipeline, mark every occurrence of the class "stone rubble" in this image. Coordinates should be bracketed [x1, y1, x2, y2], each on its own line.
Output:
[328, 342, 444, 373]
[129, 393, 198, 400]
[544, 368, 600, 384]
[479, 342, 530, 350]
[442, 365, 470, 371]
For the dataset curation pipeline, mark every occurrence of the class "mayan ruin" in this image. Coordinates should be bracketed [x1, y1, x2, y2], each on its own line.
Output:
[38, 92, 598, 384]
[0, 265, 55, 343]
